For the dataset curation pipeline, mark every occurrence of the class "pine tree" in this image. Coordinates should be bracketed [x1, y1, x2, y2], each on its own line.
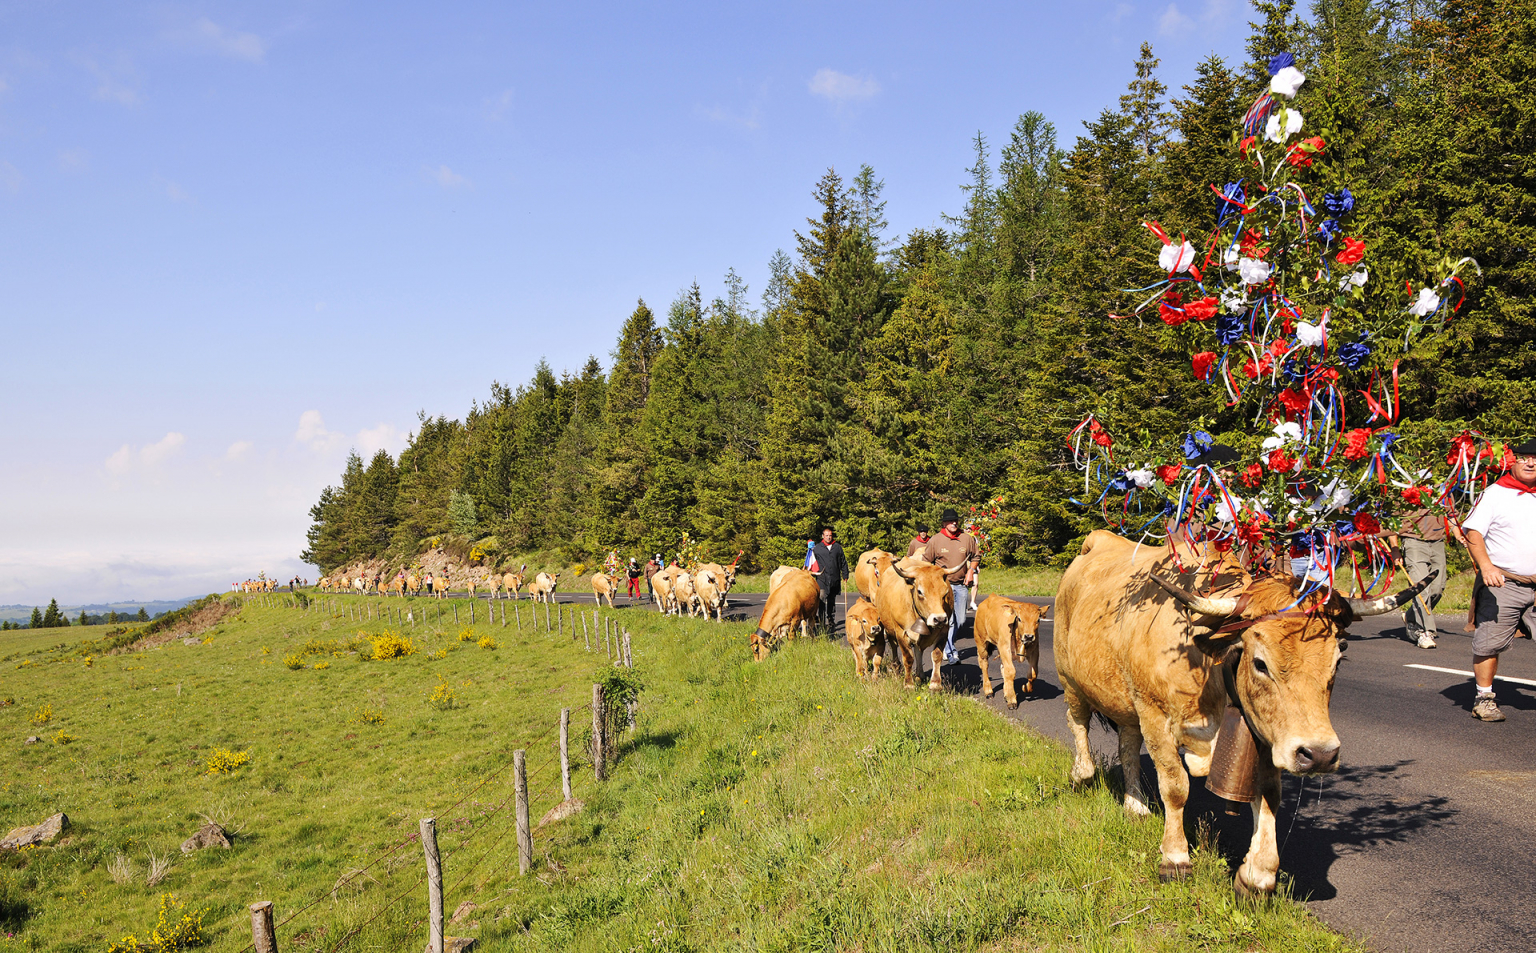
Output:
[136, 607, 149, 622]
[1245, 0, 1306, 89]
[593, 300, 663, 550]
[41, 599, 63, 628]
[849, 164, 889, 252]
[1159, 55, 1244, 237]
[29, 607, 42, 628]
[1120, 43, 1171, 159]
[78, 610, 89, 626]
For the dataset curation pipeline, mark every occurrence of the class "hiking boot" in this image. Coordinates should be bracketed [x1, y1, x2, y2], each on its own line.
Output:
[1416, 633, 1437, 649]
[1473, 695, 1506, 722]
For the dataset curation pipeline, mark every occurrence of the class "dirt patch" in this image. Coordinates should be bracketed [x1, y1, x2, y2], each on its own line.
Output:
[110, 600, 239, 654]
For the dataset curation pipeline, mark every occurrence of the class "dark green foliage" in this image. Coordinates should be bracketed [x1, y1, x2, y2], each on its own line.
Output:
[302, 3, 1531, 572]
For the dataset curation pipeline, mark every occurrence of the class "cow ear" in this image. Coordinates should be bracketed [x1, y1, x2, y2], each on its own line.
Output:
[1192, 630, 1242, 663]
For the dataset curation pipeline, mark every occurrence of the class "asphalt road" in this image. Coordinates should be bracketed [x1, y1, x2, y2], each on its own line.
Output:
[342, 586, 1536, 951]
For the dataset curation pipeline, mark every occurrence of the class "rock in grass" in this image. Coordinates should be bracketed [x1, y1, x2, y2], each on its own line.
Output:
[424, 938, 476, 953]
[1, 812, 68, 849]
[24, 736, 40, 745]
[451, 901, 478, 923]
[181, 822, 232, 853]
[538, 798, 585, 828]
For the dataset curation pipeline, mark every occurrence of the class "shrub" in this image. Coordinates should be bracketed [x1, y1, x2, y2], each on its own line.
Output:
[106, 893, 204, 952]
[428, 677, 456, 711]
[31, 702, 52, 725]
[52, 729, 75, 745]
[478, 635, 498, 650]
[368, 632, 416, 660]
[458, 628, 474, 642]
[205, 748, 250, 775]
[355, 709, 385, 725]
[312, 661, 330, 670]
[283, 654, 304, 670]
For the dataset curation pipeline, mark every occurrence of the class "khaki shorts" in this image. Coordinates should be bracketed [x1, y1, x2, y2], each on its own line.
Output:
[1471, 579, 1536, 657]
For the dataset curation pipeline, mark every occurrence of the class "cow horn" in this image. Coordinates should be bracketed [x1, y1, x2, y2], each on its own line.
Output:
[1150, 574, 1241, 616]
[1347, 569, 1439, 618]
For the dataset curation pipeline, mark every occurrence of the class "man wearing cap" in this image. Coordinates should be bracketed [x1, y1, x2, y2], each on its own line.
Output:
[810, 526, 850, 632]
[923, 508, 979, 663]
[1463, 439, 1536, 722]
[1388, 506, 1451, 650]
[905, 524, 932, 558]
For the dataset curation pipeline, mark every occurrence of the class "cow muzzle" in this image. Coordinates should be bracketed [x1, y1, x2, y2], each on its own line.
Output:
[1277, 735, 1341, 775]
[925, 614, 948, 630]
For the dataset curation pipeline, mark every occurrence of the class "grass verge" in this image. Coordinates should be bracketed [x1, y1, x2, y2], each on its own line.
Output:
[2, 594, 1356, 951]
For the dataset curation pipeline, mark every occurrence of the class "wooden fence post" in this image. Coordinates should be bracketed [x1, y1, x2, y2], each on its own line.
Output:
[420, 818, 443, 953]
[582, 612, 589, 645]
[544, 602, 550, 632]
[515, 604, 521, 630]
[623, 631, 633, 669]
[605, 628, 612, 661]
[560, 708, 572, 800]
[501, 600, 506, 627]
[592, 684, 607, 782]
[250, 900, 277, 953]
[454, 604, 459, 625]
[470, 599, 475, 625]
[515, 750, 531, 876]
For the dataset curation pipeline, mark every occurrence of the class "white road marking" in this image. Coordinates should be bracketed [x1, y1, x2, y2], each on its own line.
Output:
[1405, 663, 1536, 689]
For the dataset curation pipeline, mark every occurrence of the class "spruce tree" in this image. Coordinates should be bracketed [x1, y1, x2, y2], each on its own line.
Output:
[41, 599, 63, 628]
[136, 607, 149, 622]
[29, 607, 43, 628]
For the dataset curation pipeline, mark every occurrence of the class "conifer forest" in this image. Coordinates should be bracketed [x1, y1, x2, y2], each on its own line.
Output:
[303, 0, 1536, 574]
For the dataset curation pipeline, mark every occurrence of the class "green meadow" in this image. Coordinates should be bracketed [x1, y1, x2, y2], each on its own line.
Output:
[2, 593, 1358, 952]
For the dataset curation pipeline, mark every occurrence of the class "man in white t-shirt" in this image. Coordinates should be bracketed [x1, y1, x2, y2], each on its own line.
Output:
[1462, 440, 1536, 722]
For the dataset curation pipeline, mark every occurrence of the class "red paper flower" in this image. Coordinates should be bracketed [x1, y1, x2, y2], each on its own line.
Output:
[1240, 136, 1258, 156]
[1267, 448, 1295, 472]
[1278, 389, 1309, 414]
[1500, 445, 1515, 470]
[1192, 351, 1217, 381]
[1092, 430, 1113, 449]
[1402, 486, 1426, 506]
[1286, 136, 1326, 168]
[1241, 462, 1264, 487]
[1343, 428, 1372, 461]
[1156, 462, 1183, 486]
[1239, 229, 1267, 258]
[1236, 518, 1268, 547]
[1353, 512, 1381, 535]
[1241, 359, 1259, 379]
[1185, 297, 1218, 320]
[1336, 237, 1366, 265]
[1158, 290, 1189, 326]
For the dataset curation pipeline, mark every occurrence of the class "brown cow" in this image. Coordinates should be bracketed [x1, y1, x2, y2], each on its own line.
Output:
[844, 598, 886, 680]
[406, 574, 420, 595]
[749, 567, 821, 661]
[591, 572, 618, 608]
[853, 548, 891, 599]
[974, 596, 1046, 709]
[431, 576, 450, 598]
[694, 563, 730, 621]
[529, 571, 560, 604]
[873, 560, 960, 690]
[504, 565, 527, 600]
[653, 565, 685, 614]
[1054, 529, 1433, 894]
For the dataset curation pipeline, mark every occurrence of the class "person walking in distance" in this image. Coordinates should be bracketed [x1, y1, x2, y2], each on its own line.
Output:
[923, 508, 979, 663]
[626, 558, 643, 600]
[1388, 498, 1454, 649]
[906, 524, 932, 558]
[1463, 440, 1536, 722]
[810, 526, 850, 633]
[645, 555, 660, 601]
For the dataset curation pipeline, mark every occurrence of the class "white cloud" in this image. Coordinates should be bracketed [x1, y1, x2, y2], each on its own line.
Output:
[697, 104, 761, 130]
[188, 18, 266, 63]
[106, 432, 186, 474]
[1158, 3, 1196, 33]
[428, 164, 470, 188]
[0, 162, 21, 194]
[224, 440, 253, 461]
[84, 60, 141, 105]
[165, 180, 191, 203]
[58, 149, 88, 171]
[485, 88, 514, 121]
[808, 68, 880, 104]
[295, 410, 342, 452]
[356, 423, 407, 457]
[1109, 2, 1135, 25]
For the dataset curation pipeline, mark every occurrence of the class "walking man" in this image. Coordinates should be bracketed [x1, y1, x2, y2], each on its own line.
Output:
[1463, 440, 1536, 722]
[906, 524, 932, 558]
[626, 558, 643, 600]
[645, 555, 660, 600]
[1390, 505, 1450, 649]
[923, 508, 979, 663]
[810, 526, 850, 633]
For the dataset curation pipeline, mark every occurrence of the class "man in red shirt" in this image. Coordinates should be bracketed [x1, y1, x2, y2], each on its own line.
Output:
[922, 508, 978, 663]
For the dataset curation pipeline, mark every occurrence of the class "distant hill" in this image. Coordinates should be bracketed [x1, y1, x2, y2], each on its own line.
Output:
[0, 596, 205, 625]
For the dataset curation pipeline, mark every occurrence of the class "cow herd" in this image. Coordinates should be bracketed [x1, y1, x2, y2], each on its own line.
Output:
[747, 530, 1436, 899]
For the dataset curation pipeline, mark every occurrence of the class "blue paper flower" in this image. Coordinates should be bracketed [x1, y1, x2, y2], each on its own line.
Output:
[1268, 52, 1296, 75]
[1182, 431, 1214, 460]
[1215, 312, 1246, 346]
[1379, 433, 1400, 462]
[1317, 217, 1343, 241]
[1281, 355, 1310, 383]
[1338, 337, 1372, 369]
[1322, 188, 1355, 217]
[1107, 472, 1132, 492]
[1217, 182, 1246, 226]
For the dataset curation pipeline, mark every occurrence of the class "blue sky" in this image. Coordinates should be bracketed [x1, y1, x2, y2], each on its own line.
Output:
[0, 1, 1256, 604]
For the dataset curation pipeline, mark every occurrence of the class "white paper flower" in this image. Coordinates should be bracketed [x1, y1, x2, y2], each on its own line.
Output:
[1222, 245, 1241, 271]
[1408, 286, 1441, 316]
[1126, 469, 1157, 489]
[1295, 317, 1327, 347]
[1264, 108, 1304, 143]
[1214, 496, 1237, 523]
[1158, 240, 1196, 274]
[1220, 288, 1247, 313]
[1337, 266, 1369, 291]
[1270, 66, 1307, 99]
[1239, 257, 1272, 286]
[1261, 421, 1303, 450]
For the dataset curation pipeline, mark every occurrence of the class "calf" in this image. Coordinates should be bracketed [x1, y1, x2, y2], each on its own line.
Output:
[749, 567, 821, 661]
[844, 598, 886, 680]
[592, 572, 617, 608]
[974, 597, 1046, 708]
[694, 564, 729, 621]
[873, 561, 959, 690]
[504, 565, 527, 600]
[529, 571, 560, 604]
[675, 572, 700, 617]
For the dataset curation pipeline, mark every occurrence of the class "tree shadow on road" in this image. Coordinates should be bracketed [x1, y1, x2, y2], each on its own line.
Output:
[1187, 759, 1458, 901]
